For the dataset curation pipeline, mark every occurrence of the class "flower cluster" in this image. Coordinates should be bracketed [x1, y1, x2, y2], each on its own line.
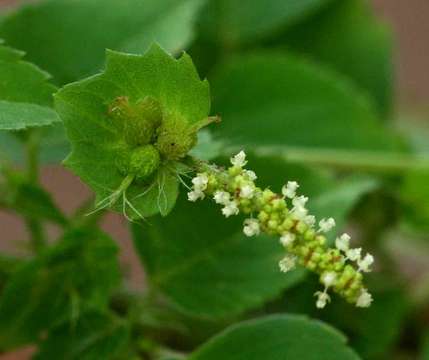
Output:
[188, 151, 374, 309]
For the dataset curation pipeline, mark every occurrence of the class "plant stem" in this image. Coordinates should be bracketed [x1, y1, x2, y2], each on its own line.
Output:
[24, 130, 46, 253]
[233, 146, 429, 174]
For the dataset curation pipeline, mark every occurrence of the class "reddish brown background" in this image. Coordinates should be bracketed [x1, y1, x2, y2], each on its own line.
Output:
[0, 0, 428, 358]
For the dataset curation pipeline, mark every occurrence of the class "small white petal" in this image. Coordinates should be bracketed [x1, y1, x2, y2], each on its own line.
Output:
[213, 191, 230, 205]
[191, 173, 209, 191]
[358, 253, 374, 272]
[314, 291, 331, 309]
[321, 271, 337, 287]
[292, 206, 308, 221]
[187, 190, 204, 202]
[318, 218, 336, 233]
[240, 184, 255, 199]
[279, 255, 296, 273]
[221, 201, 239, 217]
[336, 233, 351, 252]
[280, 233, 296, 247]
[292, 195, 308, 208]
[244, 170, 257, 181]
[231, 150, 247, 167]
[243, 218, 260, 237]
[304, 215, 316, 227]
[356, 289, 373, 308]
[282, 181, 299, 198]
[346, 248, 362, 262]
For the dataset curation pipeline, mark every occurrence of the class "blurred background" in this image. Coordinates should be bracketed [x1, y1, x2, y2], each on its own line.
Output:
[0, 0, 428, 359]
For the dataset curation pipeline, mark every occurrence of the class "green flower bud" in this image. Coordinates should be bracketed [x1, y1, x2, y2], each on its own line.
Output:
[129, 145, 161, 181]
[155, 113, 197, 160]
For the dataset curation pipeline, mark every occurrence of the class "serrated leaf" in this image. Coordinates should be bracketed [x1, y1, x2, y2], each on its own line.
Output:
[189, 315, 360, 360]
[279, 0, 393, 116]
[0, 0, 205, 85]
[55, 44, 210, 218]
[211, 52, 400, 151]
[34, 312, 130, 360]
[132, 155, 372, 319]
[0, 41, 59, 130]
[199, 0, 333, 45]
[0, 228, 120, 350]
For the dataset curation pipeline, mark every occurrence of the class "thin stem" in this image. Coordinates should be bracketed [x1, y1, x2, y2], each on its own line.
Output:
[227, 146, 429, 174]
[24, 130, 46, 253]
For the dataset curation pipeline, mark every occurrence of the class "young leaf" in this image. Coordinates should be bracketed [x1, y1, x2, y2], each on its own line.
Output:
[55, 44, 211, 218]
[0, 228, 120, 350]
[0, 0, 205, 85]
[132, 155, 373, 318]
[0, 41, 59, 131]
[211, 52, 400, 151]
[279, 0, 393, 117]
[34, 312, 130, 360]
[188, 314, 360, 360]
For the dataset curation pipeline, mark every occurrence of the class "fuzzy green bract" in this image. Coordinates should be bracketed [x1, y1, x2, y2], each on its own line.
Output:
[55, 44, 211, 218]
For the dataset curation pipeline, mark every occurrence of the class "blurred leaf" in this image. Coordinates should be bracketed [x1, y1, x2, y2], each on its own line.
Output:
[0, 228, 120, 350]
[199, 0, 333, 46]
[400, 170, 429, 232]
[2, 172, 67, 225]
[422, 331, 429, 360]
[0, 255, 22, 293]
[0, 0, 206, 85]
[309, 175, 378, 242]
[0, 123, 70, 165]
[277, 0, 393, 116]
[132, 155, 374, 319]
[34, 311, 130, 360]
[0, 41, 59, 131]
[189, 314, 360, 359]
[210, 52, 400, 151]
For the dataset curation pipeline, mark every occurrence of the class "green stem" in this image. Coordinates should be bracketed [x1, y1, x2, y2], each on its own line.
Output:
[24, 130, 46, 253]
[235, 146, 429, 174]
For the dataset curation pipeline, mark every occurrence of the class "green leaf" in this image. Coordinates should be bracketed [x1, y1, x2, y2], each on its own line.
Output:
[422, 330, 429, 360]
[0, 41, 59, 130]
[211, 52, 400, 151]
[55, 44, 210, 218]
[279, 0, 393, 116]
[34, 312, 130, 360]
[1, 172, 67, 225]
[132, 155, 372, 319]
[199, 0, 333, 45]
[0, 0, 205, 85]
[189, 314, 360, 360]
[0, 228, 120, 350]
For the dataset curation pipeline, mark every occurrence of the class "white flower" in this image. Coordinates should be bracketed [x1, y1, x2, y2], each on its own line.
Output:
[282, 181, 299, 199]
[336, 233, 351, 252]
[243, 218, 260, 237]
[280, 233, 296, 247]
[321, 271, 337, 288]
[279, 255, 296, 273]
[318, 218, 336, 233]
[292, 206, 308, 221]
[221, 201, 239, 217]
[214, 190, 230, 205]
[346, 247, 362, 262]
[356, 289, 373, 308]
[358, 253, 374, 272]
[231, 150, 247, 167]
[240, 184, 255, 199]
[244, 170, 257, 181]
[314, 291, 331, 309]
[292, 195, 308, 209]
[304, 215, 316, 227]
[188, 190, 204, 202]
[192, 173, 208, 191]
